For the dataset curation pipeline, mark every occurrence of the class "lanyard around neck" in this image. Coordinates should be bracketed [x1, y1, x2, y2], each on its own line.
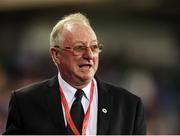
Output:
[59, 80, 95, 135]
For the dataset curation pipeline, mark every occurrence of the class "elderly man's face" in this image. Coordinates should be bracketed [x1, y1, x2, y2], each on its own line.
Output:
[56, 22, 99, 87]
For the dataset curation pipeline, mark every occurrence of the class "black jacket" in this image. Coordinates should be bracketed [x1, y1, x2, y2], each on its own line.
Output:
[4, 76, 146, 135]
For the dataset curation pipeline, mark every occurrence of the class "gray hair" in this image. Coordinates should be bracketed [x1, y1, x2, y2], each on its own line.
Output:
[50, 13, 91, 47]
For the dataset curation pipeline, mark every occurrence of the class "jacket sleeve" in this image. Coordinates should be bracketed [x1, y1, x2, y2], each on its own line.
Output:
[3, 91, 24, 134]
[133, 98, 147, 134]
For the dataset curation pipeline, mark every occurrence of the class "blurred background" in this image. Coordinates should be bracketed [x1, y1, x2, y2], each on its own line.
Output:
[0, 0, 180, 134]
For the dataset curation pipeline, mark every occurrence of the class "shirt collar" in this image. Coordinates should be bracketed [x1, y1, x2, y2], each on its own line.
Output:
[58, 73, 92, 103]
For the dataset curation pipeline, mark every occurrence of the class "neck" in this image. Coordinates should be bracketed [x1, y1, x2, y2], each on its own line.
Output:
[59, 73, 92, 89]
[67, 79, 91, 89]
[72, 83, 89, 89]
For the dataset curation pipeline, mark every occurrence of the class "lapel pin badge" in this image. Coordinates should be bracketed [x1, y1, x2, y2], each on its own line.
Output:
[102, 108, 107, 114]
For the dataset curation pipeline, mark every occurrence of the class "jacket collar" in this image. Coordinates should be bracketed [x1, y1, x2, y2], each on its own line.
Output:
[45, 76, 67, 134]
[95, 76, 113, 135]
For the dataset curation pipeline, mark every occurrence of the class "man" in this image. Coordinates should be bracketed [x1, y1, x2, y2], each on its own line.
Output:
[4, 13, 146, 135]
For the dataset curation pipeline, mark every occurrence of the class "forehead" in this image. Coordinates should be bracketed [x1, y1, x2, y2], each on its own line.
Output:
[61, 22, 97, 45]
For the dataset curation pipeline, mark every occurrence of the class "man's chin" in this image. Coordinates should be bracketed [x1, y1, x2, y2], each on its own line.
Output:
[79, 74, 94, 82]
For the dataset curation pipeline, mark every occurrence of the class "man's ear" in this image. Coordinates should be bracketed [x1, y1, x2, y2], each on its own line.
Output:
[50, 47, 61, 64]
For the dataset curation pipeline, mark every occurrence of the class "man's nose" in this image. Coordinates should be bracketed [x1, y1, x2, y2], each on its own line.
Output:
[83, 47, 94, 59]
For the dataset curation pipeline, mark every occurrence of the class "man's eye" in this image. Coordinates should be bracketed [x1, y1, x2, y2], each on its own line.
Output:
[74, 46, 85, 51]
[91, 45, 98, 49]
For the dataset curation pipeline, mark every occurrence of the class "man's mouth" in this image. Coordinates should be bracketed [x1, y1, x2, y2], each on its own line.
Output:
[79, 64, 92, 69]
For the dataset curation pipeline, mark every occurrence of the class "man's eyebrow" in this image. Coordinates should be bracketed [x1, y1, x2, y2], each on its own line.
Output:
[86, 39, 98, 42]
[72, 40, 98, 44]
[73, 41, 85, 44]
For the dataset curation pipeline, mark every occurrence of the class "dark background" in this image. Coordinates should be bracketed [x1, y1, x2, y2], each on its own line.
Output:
[0, 0, 180, 134]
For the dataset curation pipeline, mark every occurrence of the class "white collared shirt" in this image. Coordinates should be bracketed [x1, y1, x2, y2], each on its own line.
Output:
[58, 73, 98, 135]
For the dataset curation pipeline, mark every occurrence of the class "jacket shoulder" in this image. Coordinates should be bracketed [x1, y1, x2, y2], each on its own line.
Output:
[13, 76, 57, 98]
[99, 79, 141, 102]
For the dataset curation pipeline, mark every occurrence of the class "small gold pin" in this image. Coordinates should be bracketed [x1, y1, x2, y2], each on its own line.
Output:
[102, 108, 107, 114]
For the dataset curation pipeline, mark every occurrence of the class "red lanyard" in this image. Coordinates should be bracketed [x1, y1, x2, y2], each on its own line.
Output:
[59, 80, 95, 135]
